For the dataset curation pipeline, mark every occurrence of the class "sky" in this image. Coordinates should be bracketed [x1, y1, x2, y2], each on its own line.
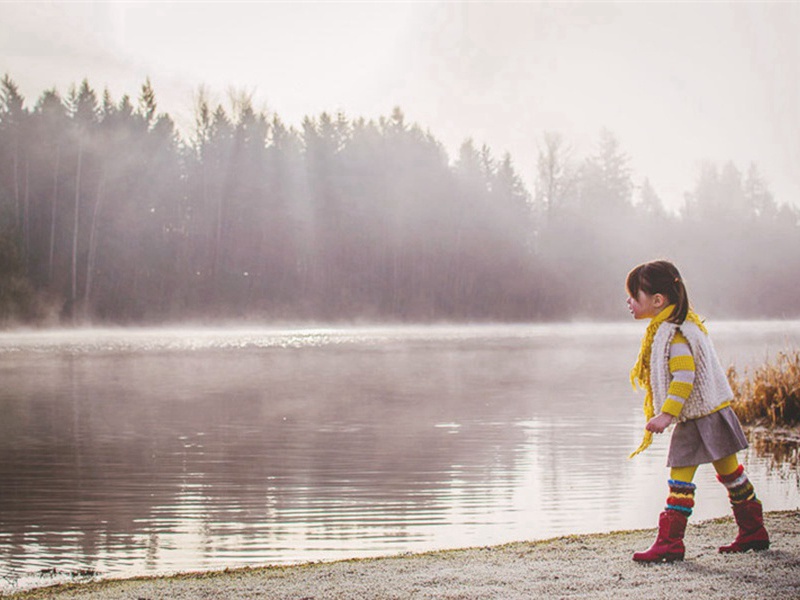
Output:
[1, 1, 799, 210]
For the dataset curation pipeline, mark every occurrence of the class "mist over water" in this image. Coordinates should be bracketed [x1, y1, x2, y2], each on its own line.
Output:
[0, 322, 798, 592]
[2, 4, 800, 593]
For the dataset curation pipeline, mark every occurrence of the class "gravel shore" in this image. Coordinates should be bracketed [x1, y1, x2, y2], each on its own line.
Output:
[6, 510, 799, 599]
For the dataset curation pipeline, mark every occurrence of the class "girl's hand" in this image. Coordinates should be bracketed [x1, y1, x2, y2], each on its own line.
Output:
[645, 412, 675, 434]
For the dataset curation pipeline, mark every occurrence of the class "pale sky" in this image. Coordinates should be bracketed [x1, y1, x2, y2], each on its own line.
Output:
[2, 1, 799, 209]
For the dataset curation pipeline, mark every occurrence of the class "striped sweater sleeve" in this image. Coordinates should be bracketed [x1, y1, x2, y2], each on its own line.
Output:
[662, 330, 695, 417]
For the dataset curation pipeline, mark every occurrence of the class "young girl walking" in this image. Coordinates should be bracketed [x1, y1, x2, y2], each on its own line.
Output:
[625, 260, 769, 563]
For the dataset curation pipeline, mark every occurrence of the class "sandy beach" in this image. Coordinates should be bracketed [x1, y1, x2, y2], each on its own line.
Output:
[6, 510, 799, 599]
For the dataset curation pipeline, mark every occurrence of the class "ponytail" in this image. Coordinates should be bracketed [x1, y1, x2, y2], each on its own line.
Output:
[670, 277, 689, 324]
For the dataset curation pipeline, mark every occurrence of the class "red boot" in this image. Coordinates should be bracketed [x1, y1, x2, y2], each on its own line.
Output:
[719, 499, 770, 553]
[633, 510, 687, 563]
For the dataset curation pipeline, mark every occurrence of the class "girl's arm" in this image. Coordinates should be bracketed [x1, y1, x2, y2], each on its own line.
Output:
[646, 331, 695, 434]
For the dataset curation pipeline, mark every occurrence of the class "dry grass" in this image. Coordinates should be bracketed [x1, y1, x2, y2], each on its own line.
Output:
[727, 349, 800, 426]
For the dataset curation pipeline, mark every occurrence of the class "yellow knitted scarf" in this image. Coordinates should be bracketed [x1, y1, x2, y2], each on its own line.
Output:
[629, 305, 708, 458]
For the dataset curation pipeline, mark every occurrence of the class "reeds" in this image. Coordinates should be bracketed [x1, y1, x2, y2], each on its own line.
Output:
[727, 349, 800, 427]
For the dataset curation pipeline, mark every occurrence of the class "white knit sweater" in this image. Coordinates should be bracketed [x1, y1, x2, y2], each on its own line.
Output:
[650, 321, 734, 421]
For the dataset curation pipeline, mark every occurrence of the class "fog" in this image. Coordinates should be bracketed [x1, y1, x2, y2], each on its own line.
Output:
[3, 6, 799, 591]
[0, 76, 799, 326]
[2, 2, 799, 209]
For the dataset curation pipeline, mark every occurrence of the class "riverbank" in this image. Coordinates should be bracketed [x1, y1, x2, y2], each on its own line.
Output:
[6, 510, 799, 599]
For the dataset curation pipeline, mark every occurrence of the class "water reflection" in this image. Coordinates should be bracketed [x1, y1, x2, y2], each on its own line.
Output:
[747, 429, 800, 468]
[0, 323, 798, 592]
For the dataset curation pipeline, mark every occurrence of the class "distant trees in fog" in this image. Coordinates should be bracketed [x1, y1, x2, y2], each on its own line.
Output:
[0, 75, 798, 325]
[532, 128, 800, 319]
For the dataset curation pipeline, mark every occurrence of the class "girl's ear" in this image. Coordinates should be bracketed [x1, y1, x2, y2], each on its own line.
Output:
[652, 293, 667, 308]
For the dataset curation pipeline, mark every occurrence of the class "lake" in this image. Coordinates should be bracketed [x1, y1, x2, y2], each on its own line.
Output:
[1, 322, 798, 592]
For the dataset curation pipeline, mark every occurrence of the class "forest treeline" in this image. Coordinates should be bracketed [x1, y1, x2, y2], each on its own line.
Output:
[1, 75, 798, 326]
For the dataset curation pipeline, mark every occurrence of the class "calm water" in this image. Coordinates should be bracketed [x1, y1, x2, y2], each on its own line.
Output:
[1, 322, 798, 592]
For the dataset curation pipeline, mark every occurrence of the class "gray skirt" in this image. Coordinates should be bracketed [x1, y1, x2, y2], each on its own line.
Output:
[667, 407, 749, 467]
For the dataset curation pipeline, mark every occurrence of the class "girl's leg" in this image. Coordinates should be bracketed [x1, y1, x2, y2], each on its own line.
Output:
[712, 454, 741, 478]
[714, 453, 769, 553]
[666, 466, 697, 517]
[670, 465, 698, 483]
[633, 466, 697, 562]
[714, 454, 756, 503]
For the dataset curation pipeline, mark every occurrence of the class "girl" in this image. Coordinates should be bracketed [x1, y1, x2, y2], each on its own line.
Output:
[625, 260, 769, 563]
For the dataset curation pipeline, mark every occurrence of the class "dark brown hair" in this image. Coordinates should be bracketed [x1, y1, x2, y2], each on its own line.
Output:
[626, 260, 690, 324]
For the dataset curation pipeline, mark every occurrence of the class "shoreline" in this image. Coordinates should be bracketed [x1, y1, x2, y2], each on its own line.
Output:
[6, 510, 799, 599]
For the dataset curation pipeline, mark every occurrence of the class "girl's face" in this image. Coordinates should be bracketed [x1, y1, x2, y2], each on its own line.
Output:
[626, 289, 665, 320]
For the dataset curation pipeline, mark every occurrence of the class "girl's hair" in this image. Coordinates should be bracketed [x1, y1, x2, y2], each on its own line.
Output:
[626, 260, 690, 324]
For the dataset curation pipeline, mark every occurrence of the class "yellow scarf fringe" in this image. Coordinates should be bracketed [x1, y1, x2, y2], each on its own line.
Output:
[629, 306, 707, 458]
